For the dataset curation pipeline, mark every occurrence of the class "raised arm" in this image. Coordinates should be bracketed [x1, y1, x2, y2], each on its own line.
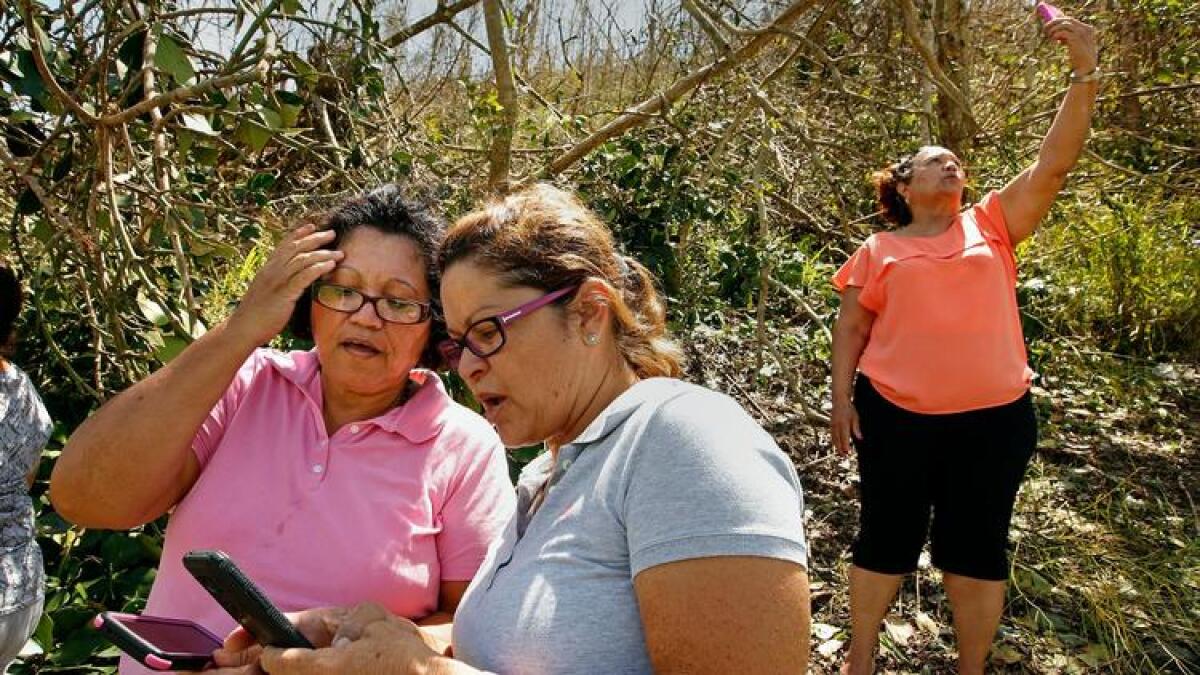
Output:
[998, 15, 1099, 245]
[50, 224, 341, 528]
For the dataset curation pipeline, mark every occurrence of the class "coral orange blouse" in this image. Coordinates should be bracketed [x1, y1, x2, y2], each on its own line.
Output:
[833, 192, 1033, 413]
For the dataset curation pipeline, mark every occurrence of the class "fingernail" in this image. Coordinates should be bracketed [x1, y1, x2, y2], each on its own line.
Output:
[333, 637, 351, 648]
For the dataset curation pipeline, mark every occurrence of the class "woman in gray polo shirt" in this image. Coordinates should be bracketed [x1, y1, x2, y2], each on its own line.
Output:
[215, 184, 811, 674]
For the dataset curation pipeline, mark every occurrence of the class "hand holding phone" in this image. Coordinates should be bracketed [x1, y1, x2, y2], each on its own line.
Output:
[1036, 2, 1063, 23]
[93, 612, 221, 671]
[183, 549, 313, 649]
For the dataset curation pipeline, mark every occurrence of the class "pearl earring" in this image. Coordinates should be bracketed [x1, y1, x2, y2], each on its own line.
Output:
[585, 334, 600, 346]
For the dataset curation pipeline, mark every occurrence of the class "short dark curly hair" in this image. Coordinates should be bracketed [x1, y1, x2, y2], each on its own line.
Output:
[0, 265, 22, 358]
[286, 184, 447, 368]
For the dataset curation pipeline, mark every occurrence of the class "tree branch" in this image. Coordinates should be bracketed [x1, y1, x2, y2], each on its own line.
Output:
[483, 0, 518, 191]
[99, 35, 276, 126]
[681, 0, 731, 52]
[17, 0, 98, 124]
[383, 0, 482, 48]
[544, 0, 824, 177]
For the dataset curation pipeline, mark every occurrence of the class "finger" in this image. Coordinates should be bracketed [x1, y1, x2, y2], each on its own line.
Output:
[213, 644, 264, 668]
[267, 230, 335, 272]
[284, 259, 339, 298]
[279, 221, 323, 246]
[1044, 20, 1078, 39]
[284, 249, 344, 276]
[832, 425, 848, 456]
[1043, 16, 1077, 31]
[851, 413, 863, 442]
[222, 626, 258, 653]
[260, 646, 316, 674]
[363, 614, 420, 639]
[307, 607, 349, 647]
[1045, 25, 1074, 42]
[258, 229, 334, 279]
[289, 228, 337, 255]
[331, 603, 392, 646]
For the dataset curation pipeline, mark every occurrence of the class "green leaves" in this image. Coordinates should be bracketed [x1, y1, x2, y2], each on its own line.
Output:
[154, 29, 196, 85]
[181, 113, 217, 136]
[235, 118, 274, 153]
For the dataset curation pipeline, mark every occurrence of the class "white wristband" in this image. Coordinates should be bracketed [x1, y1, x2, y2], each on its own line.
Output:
[1068, 67, 1101, 85]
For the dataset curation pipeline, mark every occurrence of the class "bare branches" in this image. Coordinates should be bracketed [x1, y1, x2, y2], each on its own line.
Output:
[681, 0, 731, 52]
[545, 0, 824, 177]
[892, 0, 979, 137]
[384, 0, 483, 48]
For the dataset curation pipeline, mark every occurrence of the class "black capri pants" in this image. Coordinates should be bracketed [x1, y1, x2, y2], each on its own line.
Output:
[851, 376, 1037, 581]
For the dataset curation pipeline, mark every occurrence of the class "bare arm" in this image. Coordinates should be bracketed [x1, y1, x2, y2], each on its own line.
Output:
[831, 287, 875, 455]
[635, 556, 811, 673]
[50, 224, 342, 529]
[999, 16, 1099, 245]
[414, 580, 469, 654]
[50, 321, 262, 528]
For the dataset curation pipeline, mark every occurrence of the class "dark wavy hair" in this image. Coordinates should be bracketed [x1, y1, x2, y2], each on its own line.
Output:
[0, 265, 22, 359]
[286, 184, 447, 368]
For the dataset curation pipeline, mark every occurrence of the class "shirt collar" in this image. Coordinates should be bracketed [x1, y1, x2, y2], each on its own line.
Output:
[262, 349, 450, 444]
[372, 370, 449, 442]
[567, 377, 682, 447]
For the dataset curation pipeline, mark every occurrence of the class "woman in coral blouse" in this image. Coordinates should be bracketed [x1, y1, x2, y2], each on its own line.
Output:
[830, 12, 1099, 675]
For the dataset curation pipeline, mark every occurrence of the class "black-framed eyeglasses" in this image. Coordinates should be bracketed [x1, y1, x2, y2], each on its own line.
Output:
[438, 285, 578, 368]
[312, 282, 433, 325]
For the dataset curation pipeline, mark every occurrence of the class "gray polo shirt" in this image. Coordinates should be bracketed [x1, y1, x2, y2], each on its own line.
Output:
[452, 378, 808, 674]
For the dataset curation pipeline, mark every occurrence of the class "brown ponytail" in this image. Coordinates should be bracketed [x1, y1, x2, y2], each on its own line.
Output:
[872, 155, 916, 226]
[439, 184, 684, 379]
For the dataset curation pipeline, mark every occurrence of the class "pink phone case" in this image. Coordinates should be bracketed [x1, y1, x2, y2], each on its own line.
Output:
[1036, 2, 1063, 23]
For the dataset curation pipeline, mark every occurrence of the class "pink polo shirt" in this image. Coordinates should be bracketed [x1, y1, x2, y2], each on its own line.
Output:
[121, 349, 514, 674]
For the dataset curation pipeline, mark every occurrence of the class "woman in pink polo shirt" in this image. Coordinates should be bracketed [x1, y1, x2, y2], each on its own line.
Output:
[50, 185, 515, 674]
[831, 13, 1098, 675]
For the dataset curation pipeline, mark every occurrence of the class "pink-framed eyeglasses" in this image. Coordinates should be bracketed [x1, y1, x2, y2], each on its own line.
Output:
[438, 285, 579, 368]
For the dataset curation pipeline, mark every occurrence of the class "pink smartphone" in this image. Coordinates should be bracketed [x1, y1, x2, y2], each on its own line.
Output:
[93, 612, 221, 671]
[1036, 2, 1064, 23]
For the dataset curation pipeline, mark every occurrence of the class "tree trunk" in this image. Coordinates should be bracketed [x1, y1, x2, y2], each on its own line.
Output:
[483, 0, 518, 191]
[933, 0, 973, 153]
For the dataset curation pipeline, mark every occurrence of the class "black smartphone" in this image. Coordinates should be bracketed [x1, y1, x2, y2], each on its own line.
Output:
[92, 611, 221, 671]
[182, 549, 313, 649]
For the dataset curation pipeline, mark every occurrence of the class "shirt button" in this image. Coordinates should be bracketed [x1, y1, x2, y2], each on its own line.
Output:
[312, 464, 324, 474]
[350, 425, 361, 434]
